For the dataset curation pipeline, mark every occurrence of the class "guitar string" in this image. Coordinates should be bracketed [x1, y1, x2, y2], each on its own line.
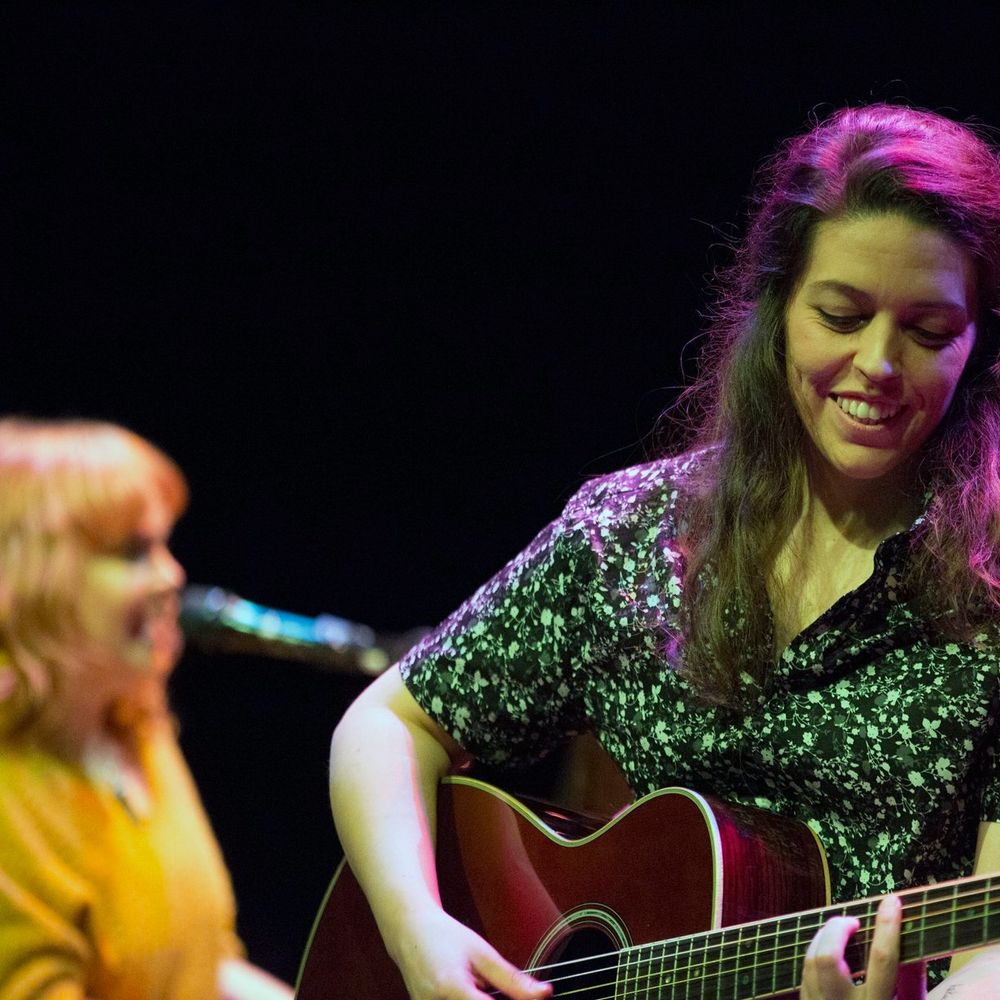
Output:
[520, 903, 984, 1000]
[505, 900, 990, 1000]
[480, 883, 1000, 999]
[517, 885, 990, 983]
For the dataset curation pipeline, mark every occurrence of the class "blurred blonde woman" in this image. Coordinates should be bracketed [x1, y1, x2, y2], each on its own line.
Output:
[0, 417, 291, 1000]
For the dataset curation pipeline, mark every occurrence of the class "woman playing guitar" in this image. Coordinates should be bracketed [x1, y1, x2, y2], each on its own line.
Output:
[329, 105, 1000, 999]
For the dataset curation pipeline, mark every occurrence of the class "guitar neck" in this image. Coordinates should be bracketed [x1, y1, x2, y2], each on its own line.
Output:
[617, 873, 1000, 999]
[896, 875, 1000, 964]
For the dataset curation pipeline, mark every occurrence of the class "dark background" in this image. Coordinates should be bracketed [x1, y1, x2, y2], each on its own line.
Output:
[4, 3, 1000, 983]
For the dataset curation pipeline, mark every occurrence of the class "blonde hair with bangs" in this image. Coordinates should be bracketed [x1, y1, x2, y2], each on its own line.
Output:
[0, 417, 188, 742]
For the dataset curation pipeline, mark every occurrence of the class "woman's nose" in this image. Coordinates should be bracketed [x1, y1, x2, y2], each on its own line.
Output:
[853, 318, 902, 382]
[151, 545, 186, 590]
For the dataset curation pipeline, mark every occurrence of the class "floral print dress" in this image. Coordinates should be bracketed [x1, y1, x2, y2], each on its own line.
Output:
[400, 453, 1000, 983]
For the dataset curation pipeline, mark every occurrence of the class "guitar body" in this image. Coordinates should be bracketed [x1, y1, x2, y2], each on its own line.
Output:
[295, 776, 830, 999]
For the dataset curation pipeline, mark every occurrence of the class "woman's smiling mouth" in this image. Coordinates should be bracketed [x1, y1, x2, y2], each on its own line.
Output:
[831, 394, 905, 425]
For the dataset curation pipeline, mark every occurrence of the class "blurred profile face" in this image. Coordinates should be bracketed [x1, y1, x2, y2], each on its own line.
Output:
[784, 213, 977, 490]
[76, 496, 186, 689]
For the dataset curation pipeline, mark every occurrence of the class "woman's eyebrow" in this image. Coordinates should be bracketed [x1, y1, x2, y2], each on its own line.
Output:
[807, 279, 868, 297]
[807, 279, 967, 312]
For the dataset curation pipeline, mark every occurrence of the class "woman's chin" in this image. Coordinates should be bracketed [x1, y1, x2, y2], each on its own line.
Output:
[812, 441, 915, 488]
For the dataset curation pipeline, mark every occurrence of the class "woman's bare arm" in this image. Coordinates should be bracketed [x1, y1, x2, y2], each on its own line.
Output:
[328, 666, 550, 1000]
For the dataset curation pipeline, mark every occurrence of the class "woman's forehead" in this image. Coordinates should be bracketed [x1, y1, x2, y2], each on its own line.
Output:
[800, 214, 975, 309]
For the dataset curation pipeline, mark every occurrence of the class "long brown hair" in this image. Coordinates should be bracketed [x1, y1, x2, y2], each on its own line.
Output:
[674, 105, 1000, 704]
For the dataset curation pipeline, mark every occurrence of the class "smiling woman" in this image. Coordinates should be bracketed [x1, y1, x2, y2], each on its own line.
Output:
[785, 215, 976, 488]
[767, 213, 981, 663]
[0, 418, 292, 1000]
[324, 105, 1000, 1000]
[674, 106, 1000, 704]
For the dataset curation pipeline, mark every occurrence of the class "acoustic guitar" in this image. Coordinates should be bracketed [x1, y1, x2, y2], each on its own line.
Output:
[295, 776, 1000, 998]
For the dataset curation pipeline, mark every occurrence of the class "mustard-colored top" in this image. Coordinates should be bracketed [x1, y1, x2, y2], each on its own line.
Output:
[0, 724, 242, 999]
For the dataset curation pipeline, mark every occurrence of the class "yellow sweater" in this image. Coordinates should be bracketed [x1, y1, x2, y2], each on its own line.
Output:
[0, 725, 242, 999]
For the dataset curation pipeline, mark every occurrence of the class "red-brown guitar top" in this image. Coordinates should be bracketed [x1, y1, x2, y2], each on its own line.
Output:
[295, 776, 1000, 999]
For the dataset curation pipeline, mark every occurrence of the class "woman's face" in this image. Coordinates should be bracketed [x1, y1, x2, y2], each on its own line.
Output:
[76, 496, 186, 689]
[784, 213, 977, 490]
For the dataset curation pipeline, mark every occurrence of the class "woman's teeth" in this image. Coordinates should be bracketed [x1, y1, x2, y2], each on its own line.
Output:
[833, 395, 901, 424]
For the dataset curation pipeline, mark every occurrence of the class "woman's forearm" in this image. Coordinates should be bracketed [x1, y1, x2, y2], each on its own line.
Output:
[328, 677, 453, 956]
[928, 948, 1000, 998]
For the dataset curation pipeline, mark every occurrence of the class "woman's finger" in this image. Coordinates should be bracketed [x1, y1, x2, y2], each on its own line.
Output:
[802, 915, 860, 999]
[470, 946, 551, 1000]
[863, 896, 904, 1000]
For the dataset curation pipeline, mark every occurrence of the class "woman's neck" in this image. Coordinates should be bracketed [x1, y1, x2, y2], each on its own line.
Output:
[796, 453, 921, 553]
[46, 678, 163, 763]
[765, 457, 922, 654]
[80, 723, 153, 819]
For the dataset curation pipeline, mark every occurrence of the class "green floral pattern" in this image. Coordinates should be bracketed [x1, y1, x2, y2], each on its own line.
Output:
[401, 454, 1000, 979]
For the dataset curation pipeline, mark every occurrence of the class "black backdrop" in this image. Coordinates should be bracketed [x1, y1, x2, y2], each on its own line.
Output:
[5, 3, 1000, 982]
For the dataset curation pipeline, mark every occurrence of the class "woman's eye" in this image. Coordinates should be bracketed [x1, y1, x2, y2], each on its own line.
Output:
[120, 537, 152, 561]
[816, 308, 865, 332]
[911, 327, 955, 348]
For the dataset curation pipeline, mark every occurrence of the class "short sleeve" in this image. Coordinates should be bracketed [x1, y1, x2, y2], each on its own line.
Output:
[400, 486, 606, 769]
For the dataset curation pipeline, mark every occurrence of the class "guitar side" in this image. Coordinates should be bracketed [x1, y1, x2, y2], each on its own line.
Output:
[294, 777, 829, 999]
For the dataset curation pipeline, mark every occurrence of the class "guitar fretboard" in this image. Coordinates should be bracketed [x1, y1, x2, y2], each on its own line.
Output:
[608, 874, 1000, 999]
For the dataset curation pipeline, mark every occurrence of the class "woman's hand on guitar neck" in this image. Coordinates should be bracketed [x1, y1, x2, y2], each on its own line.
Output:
[800, 895, 926, 1000]
[391, 905, 551, 1000]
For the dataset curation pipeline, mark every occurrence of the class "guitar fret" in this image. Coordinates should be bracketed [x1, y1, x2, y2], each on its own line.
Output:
[618, 943, 634, 999]
[680, 932, 693, 1000]
[734, 925, 748, 1000]
[722, 926, 738, 998]
[792, 912, 810, 995]
[693, 931, 708, 1000]
[654, 939, 670, 997]
[747, 921, 762, 999]
[643, 943, 654, 998]
[624, 941, 654, 1000]
[899, 880, 993, 965]
[774, 915, 799, 997]
[950, 881, 960, 956]
[919, 891, 928, 959]
[778, 919, 800, 995]
[716, 930, 733, 1000]
[988, 879, 1000, 951]
[918, 883, 957, 960]
[977, 880, 988, 951]
[651, 941, 661, 998]
[770, 918, 779, 998]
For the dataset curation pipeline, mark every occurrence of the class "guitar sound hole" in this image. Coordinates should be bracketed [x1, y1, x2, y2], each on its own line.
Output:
[543, 927, 618, 999]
